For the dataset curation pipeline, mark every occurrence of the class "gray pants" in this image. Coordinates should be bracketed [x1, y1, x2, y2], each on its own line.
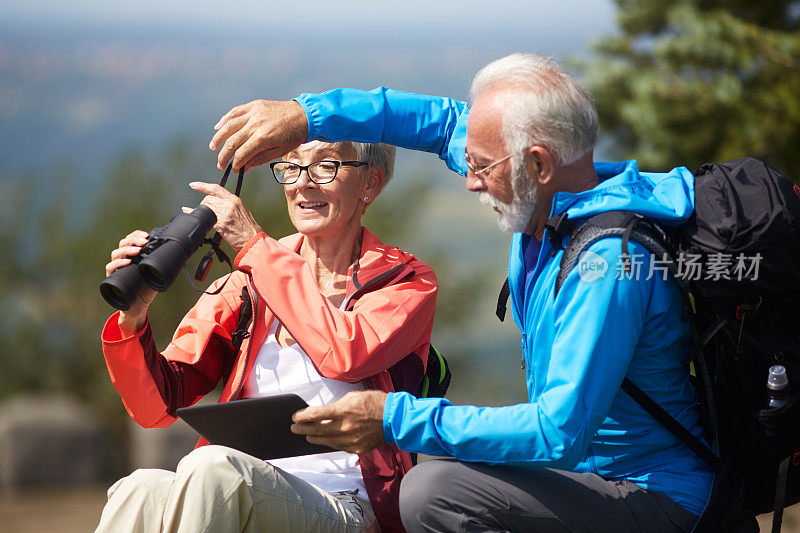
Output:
[399, 459, 697, 533]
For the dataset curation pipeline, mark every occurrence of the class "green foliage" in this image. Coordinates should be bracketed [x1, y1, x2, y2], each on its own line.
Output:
[585, 0, 800, 177]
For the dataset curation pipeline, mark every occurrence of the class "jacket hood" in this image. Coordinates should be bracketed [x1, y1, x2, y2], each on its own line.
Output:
[550, 160, 695, 227]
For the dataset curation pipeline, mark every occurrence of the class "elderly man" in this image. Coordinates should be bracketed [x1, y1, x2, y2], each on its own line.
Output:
[209, 54, 717, 532]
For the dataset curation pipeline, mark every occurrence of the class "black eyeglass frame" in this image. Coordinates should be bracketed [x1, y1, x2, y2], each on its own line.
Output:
[269, 160, 368, 185]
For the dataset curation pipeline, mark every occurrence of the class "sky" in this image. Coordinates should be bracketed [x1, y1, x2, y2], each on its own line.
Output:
[0, 0, 619, 177]
[3, 1, 616, 36]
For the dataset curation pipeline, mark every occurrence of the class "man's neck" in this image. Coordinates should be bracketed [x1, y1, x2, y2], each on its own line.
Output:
[525, 152, 599, 240]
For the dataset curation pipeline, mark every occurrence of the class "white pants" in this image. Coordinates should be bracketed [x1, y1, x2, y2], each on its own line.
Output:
[95, 445, 380, 533]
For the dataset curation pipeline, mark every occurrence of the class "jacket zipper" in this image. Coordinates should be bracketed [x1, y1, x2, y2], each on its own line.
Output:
[273, 261, 414, 380]
[231, 278, 258, 400]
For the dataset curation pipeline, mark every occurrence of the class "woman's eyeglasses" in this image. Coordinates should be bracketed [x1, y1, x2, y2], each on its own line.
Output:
[270, 160, 367, 185]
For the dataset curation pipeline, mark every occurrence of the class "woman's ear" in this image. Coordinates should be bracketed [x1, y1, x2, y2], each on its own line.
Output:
[363, 166, 385, 201]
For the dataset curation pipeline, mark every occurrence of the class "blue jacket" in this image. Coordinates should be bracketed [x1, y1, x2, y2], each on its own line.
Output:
[296, 88, 713, 515]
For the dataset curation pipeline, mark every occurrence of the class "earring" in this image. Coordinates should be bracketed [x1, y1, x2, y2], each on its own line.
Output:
[363, 196, 369, 202]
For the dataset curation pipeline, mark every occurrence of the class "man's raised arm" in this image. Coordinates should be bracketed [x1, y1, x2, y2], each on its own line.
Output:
[210, 87, 469, 176]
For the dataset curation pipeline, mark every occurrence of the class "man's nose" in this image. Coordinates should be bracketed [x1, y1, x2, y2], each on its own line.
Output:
[465, 171, 487, 192]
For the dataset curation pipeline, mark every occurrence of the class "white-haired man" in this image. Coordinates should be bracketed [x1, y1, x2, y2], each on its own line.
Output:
[209, 54, 734, 532]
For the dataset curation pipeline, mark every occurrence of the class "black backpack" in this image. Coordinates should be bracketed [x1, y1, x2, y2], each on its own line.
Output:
[416, 344, 451, 399]
[498, 158, 800, 531]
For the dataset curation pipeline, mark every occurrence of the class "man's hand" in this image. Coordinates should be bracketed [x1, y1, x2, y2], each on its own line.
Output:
[291, 390, 387, 455]
[186, 181, 263, 253]
[209, 99, 308, 172]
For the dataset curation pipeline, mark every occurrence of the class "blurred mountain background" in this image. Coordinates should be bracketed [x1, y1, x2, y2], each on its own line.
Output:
[1, 0, 799, 530]
[0, 0, 618, 429]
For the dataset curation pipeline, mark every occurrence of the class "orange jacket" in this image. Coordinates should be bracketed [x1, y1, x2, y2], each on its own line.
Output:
[101, 227, 438, 533]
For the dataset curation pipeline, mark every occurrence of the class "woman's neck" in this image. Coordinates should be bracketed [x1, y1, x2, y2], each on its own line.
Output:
[299, 225, 363, 299]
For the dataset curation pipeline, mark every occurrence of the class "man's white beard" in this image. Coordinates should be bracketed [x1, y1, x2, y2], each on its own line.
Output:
[478, 159, 537, 233]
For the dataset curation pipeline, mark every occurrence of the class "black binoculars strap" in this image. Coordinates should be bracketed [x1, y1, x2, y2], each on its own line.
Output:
[186, 163, 245, 295]
[219, 162, 245, 197]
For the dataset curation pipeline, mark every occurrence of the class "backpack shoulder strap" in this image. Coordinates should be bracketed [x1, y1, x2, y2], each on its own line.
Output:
[496, 278, 511, 322]
[495, 210, 676, 322]
[551, 210, 721, 471]
[622, 377, 720, 469]
[553, 210, 681, 296]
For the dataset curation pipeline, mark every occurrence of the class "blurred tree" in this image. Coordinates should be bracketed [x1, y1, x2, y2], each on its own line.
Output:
[585, 0, 800, 177]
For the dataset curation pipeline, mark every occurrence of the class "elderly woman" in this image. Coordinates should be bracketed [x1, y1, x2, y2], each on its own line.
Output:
[96, 141, 437, 533]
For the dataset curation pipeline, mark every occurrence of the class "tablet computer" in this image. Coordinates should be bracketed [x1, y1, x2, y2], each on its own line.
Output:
[176, 394, 336, 460]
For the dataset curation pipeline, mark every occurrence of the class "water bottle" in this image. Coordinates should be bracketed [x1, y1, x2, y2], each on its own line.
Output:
[767, 365, 790, 409]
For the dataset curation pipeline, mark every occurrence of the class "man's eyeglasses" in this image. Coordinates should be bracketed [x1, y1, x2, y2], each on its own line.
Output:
[464, 150, 512, 177]
[270, 160, 367, 185]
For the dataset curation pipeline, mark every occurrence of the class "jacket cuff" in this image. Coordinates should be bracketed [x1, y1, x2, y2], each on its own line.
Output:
[382, 391, 403, 444]
[101, 312, 150, 345]
[294, 94, 321, 143]
[234, 232, 268, 268]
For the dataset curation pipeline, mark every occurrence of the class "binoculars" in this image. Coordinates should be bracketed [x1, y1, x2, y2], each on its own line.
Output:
[99, 205, 217, 311]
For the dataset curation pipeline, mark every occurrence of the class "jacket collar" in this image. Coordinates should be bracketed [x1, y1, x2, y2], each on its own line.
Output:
[507, 160, 695, 329]
[277, 227, 413, 295]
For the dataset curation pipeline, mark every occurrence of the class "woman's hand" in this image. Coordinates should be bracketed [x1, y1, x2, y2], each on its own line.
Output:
[106, 230, 156, 335]
[187, 182, 264, 253]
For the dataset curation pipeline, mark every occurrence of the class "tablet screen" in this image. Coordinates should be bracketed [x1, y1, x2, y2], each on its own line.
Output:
[176, 394, 336, 460]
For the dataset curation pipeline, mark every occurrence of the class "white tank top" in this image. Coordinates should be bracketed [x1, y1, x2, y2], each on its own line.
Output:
[243, 318, 367, 495]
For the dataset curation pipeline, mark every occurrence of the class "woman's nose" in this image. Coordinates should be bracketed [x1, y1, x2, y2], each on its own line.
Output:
[294, 168, 318, 189]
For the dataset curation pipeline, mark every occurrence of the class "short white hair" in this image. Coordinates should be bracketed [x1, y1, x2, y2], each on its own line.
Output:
[342, 142, 396, 186]
[470, 53, 598, 166]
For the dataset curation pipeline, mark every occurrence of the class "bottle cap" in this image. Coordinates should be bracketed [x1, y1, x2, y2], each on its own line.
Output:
[768, 365, 789, 391]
